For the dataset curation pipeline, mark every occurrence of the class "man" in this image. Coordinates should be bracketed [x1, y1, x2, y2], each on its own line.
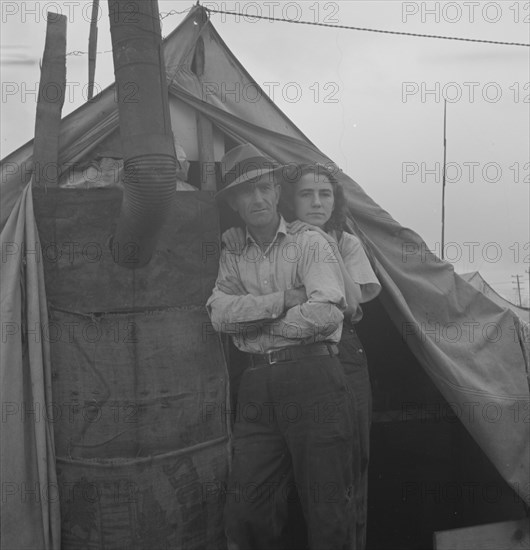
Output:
[207, 144, 358, 550]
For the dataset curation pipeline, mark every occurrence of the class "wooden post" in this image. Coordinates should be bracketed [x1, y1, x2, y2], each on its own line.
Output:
[33, 12, 67, 188]
[193, 36, 217, 191]
[196, 113, 217, 191]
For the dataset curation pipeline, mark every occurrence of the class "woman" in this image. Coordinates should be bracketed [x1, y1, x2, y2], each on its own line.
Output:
[223, 162, 381, 550]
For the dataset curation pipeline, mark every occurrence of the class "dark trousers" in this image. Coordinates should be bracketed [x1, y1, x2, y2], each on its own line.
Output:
[337, 324, 372, 550]
[224, 354, 360, 550]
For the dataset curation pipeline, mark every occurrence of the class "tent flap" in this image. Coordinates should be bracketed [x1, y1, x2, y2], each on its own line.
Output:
[0, 182, 61, 549]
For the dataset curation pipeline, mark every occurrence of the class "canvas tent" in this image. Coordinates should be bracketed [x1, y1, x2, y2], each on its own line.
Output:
[460, 271, 529, 361]
[1, 5, 529, 549]
[460, 271, 529, 324]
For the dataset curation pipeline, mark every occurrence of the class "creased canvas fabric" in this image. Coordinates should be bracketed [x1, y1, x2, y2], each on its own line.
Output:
[1, 181, 60, 549]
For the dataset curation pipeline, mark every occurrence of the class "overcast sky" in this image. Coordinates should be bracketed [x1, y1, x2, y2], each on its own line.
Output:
[1, 1, 529, 305]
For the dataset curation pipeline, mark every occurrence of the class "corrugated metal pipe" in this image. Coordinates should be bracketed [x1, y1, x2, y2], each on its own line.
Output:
[107, 0, 177, 267]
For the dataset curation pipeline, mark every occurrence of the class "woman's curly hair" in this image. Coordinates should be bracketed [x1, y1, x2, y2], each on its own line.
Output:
[278, 163, 347, 233]
[277, 162, 378, 273]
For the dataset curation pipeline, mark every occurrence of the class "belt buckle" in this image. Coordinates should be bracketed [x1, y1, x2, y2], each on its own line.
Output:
[266, 351, 278, 365]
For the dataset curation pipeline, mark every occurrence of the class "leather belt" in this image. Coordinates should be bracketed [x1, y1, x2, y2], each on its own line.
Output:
[248, 342, 338, 367]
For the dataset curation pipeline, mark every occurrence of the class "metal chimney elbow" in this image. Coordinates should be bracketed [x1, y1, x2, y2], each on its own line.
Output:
[108, 0, 177, 267]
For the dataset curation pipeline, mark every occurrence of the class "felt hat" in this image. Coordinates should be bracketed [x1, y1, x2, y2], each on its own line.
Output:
[216, 143, 280, 200]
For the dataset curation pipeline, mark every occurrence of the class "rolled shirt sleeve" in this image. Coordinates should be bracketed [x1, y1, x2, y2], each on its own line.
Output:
[339, 232, 381, 303]
[206, 248, 285, 332]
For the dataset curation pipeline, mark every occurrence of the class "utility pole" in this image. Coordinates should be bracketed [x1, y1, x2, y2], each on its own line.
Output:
[526, 269, 530, 307]
[512, 274, 523, 307]
[441, 99, 447, 260]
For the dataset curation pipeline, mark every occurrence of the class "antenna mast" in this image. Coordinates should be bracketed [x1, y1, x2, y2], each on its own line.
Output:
[441, 99, 447, 260]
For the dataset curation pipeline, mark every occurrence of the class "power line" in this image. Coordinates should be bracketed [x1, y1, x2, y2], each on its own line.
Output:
[66, 49, 112, 57]
[58, 7, 194, 58]
[159, 8, 194, 20]
[205, 7, 530, 48]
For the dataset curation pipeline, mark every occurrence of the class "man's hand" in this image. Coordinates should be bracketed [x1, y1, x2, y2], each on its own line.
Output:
[221, 227, 246, 254]
[284, 286, 308, 309]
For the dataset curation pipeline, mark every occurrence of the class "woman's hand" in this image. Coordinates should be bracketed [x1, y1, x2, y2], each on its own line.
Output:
[287, 220, 318, 235]
[221, 227, 246, 253]
[288, 220, 338, 245]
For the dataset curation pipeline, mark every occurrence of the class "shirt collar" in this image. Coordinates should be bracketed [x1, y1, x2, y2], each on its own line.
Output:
[245, 216, 287, 247]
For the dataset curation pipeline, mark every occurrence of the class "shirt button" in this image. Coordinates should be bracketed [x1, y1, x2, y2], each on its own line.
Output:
[263, 280, 268, 284]
[359, 348, 364, 353]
